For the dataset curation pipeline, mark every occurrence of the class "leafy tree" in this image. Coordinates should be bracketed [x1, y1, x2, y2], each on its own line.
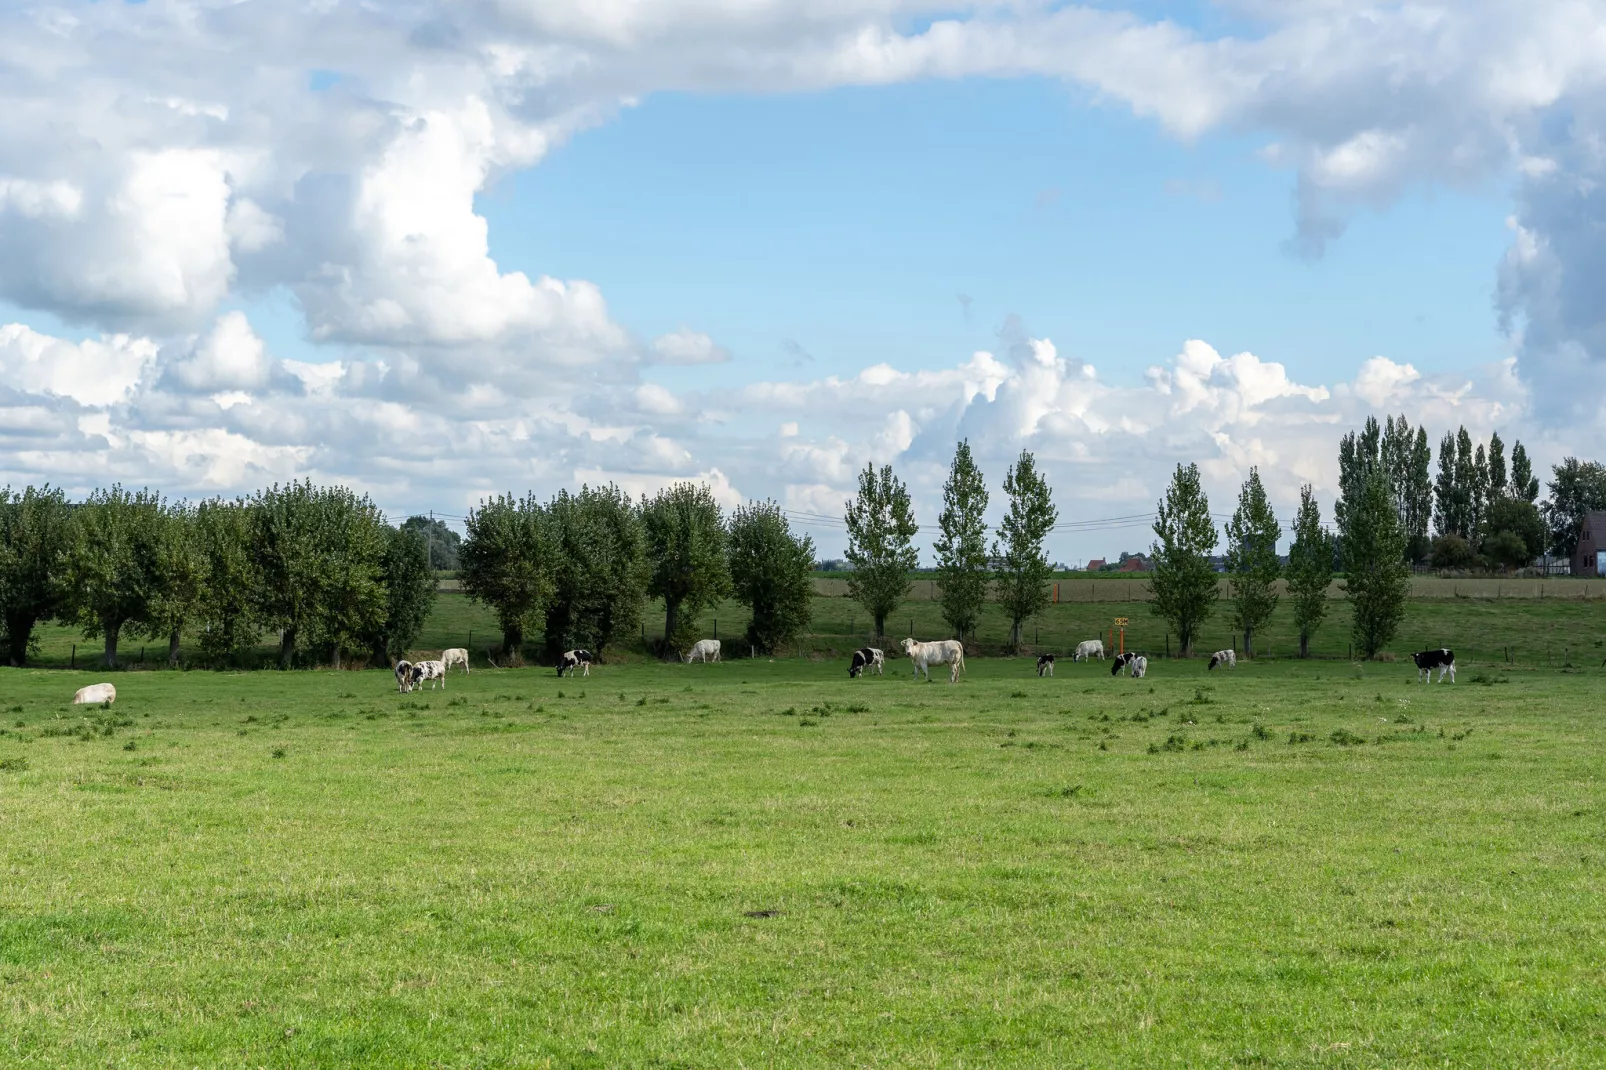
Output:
[1148, 463, 1217, 657]
[642, 482, 731, 655]
[544, 485, 648, 657]
[1286, 485, 1333, 658]
[460, 492, 555, 658]
[843, 463, 919, 639]
[1470, 440, 1490, 540]
[251, 480, 389, 668]
[1430, 534, 1477, 570]
[1223, 468, 1280, 657]
[146, 502, 207, 666]
[0, 485, 71, 666]
[194, 498, 260, 666]
[62, 485, 166, 668]
[1336, 416, 1382, 542]
[1406, 426, 1434, 561]
[401, 515, 462, 570]
[366, 523, 436, 664]
[728, 500, 816, 654]
[1343, 470, 1410, 659]
[932, 441, 990, 640]
[1543, 458, 1606, 558]
[993, 451, 1057, 650]
[1483, 495, 1545, 570]
[1487, 432, 1508, 501]
[1509, 441, 1539, 503]
[1433, 430, 1458, 537]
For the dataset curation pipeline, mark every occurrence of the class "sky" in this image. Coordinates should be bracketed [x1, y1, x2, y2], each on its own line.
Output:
[0, 0, 1602, 563]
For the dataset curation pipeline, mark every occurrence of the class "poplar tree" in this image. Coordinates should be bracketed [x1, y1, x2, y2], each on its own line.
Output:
[1343, 470, 1410, 659]
[993, 450, 1057, 650]
[1509, 441, 1539, 503]
[1223, 468, 1280, 657]
[1148, 463, 1217, 657]
[843, 463, 919, 640]
[933, 441, 989, 641]
[1286, 485, 1333, 658]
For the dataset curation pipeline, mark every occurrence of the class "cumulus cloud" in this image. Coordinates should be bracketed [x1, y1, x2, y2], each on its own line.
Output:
[651, 328, 731, 365]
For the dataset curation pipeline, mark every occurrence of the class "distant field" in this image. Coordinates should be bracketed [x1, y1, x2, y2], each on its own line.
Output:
[1, 658, 1602, 1066]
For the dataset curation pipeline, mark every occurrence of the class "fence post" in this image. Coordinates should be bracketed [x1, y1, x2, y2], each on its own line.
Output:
[713, 619, 717, 640]
[70, 644, 75, 669]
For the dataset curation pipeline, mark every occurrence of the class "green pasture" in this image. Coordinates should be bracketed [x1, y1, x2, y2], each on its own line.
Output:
[1, 653, 1603, 1067]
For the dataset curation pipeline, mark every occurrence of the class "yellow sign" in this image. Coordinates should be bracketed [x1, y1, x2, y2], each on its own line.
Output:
[1113, 617, 1129, 626]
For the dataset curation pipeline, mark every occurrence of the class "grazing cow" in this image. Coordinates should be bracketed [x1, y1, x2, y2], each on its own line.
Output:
[409, 659, 447, 691]
[394, 660, 415, 694]
[1036, 654, 1056, 677]
[1111, 653, 1145, 677]
[684, 639, 721, 664]
[1130, 655, 1148, 679]
[849, 647, 885, 678]
[557, 649, 595, 677]
[901, 638, 965, 683]
[1413, 648, 1456, 683]
[1073, 640, 1105, 662]
[1207, 649, 1237, 671]
[72, 682, 116, 705]
[440, 648, 470, 674]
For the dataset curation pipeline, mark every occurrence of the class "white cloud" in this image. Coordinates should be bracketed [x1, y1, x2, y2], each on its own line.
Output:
[166, 312, 274, 393]
[0, 324, 157, 407]
[651, 328, 731, 365]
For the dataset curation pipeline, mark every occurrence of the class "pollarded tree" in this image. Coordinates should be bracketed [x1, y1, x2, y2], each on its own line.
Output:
[642, 482, 732, 656]
[933, 441, 989, 641]
[544, 484, 648, 659]
[1343, 469, 1411, 659]
[62, 485, 166, 668]
[194, 498, 260, 666]
[0, 484, 71, 667]
[843, 463, 919, 640]
[460, 492, 555, 658]
[1286, 485, 1333, 658]
[1223, 468, 1280, 657]
[1148, 463, 1217, 657]
[994, 450, 1057, 650]
[146, 501, 207, 666]
[365, 522, 436, 665]
[728, 500, 816, 654]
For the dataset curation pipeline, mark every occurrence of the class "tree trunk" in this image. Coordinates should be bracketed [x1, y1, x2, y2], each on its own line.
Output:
[168, 627, 182, 667]
[1243, 625, 1253, 658]
[664, 599, 680, 658]
[874, 612, 886, 640]
[1180, 629, 1193, 658]
[6, 616, 31, 667]
[501, 622, 523, 656]
[1299, 631, 1309, 658]
[279, 627, 296, 669]
[102, 619, 121, 669]
[1010, 618, 1022, 650]
[371, 638, 390, 668]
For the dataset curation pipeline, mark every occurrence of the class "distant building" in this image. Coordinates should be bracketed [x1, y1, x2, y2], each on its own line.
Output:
[1086, 558, 1106, 571]
[816, 559, 851, 572]
[1572, 512, 1606, 577]
[1117, 556, 1151, 573]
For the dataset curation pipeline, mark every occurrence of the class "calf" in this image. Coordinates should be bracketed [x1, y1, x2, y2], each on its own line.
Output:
[849, 647, 885, 678]
[394, 660, 414, 694]
[1036, 654, 1056, 677]
[557, 649, 595, 677]
[72, 682, 116, 705]
[409, 659, 447, 691]
[901, 638, 965, 683]
[1412, 648, 1455, 683]
[440, 647, 470, 674]
[684, 639, 721, 664]
[1073, 640, 1105, 662]
[1207, 649, 1237, 671]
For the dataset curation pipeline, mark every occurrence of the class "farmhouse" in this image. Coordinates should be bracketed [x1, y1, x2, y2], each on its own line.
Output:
[1572, 511, 1606, 577]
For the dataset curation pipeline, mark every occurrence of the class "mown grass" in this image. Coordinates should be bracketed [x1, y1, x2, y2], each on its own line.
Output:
[1, 657, 1602, 1067]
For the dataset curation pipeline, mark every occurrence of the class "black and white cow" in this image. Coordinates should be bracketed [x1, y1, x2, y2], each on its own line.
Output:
[1207, 649, 1237, 671]
[557, 649, 595, 677]
[848, 647, 885, 678]
[394, 659, 415, 694]
[1412, 648, 1455, 683]
[1111, 652, 1136, 676]
[1036, 654, 1056, 677]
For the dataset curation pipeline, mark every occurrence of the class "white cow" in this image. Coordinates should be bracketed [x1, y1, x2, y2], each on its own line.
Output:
[901, 638, 965, 683]
[440, 648, 470, 674]
[1207, 649, 1237, 671]
[684, 639, 721, 663]
[73, 682, 116, 705]
[410, 659, 447, 691]
[1130, 655, 1148, 679]
[1073, 640, 1105, 662]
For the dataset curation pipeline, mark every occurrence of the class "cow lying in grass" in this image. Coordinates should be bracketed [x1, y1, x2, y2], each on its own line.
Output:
[1413, 648, 1455, 683]
[73, 683, 116, 705]
[558, 649, 595, 677]
[1036, 654, 1055, 677]
[849, 647, 885, 678]
[1208, 649, 1236, 670]
[902, 638, 965, 683]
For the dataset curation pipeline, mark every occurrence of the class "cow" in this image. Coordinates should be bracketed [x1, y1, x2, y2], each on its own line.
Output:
[409, 659, 447, 691]
[72, 682, 116, 705]
[1207, 649, 1237, 671]
[1036, 654, 1056, 677]
[849, 647, 885, 678]
[440, 647, 470, 674]
[1073, 640, 1105, 662]
[1413, 648, 1455, 683]
[557, 649, 595, 677]
[394, 660, 415, 694]
[1130, 655, 1148, 679]
[901, 638, 965, 683]
[1111, 652, 1145, 677]
[684, 639, 721, 664]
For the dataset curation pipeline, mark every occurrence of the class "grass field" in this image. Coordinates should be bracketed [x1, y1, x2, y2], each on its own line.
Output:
[2, 654, 1603, 1066]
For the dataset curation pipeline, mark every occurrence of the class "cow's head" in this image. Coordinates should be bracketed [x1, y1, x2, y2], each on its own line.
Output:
[900, 638, 916, 654]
